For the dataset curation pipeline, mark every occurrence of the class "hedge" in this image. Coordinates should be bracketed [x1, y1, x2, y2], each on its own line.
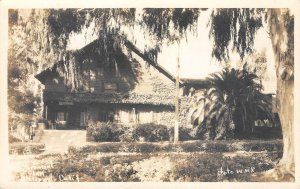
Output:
[86, 123, 282, 142]
[69, 139, 283, 154]
[9, 142, 45, 155]
[86, 122, 172, 142]
[86, 122, 122, 142]
[134, 123, 169, 142]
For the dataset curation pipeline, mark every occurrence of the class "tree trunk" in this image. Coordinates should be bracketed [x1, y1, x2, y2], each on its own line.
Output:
[258, 8, 295, 181]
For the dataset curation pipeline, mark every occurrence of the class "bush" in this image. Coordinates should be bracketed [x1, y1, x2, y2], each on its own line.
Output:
[87, 121, 123, 142]
[9, 134, 22, 143]
[169, 153, 277, 182]
[9, 143, 45, 155]
[134, 143, 160, 153]
[134, 123, 169, 142]
[119, 126, 137, 142]
[242, 140, 283, 152]
[169, 127, 195, 141]
[87, 122, 198, 142]
[39, 151, 280, 182]
[103, 163, 140, 182]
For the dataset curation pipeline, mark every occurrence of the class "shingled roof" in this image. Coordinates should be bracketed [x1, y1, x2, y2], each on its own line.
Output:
[44, 91, 176, 106]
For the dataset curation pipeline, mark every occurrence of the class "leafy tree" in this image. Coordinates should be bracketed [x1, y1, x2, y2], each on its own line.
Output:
[8, 9, 46, 131]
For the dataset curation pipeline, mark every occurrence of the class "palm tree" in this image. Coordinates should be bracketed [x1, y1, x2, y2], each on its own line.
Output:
[194, 66, 274, 140]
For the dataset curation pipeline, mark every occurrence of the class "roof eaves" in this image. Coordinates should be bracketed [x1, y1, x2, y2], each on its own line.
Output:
[124, 39, 183, 85]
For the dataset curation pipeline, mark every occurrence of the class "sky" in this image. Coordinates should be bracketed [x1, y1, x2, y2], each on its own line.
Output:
[67, 9, 277, 93]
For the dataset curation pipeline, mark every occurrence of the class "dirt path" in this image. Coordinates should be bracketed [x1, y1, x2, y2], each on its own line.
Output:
[39, 130, 87, 154]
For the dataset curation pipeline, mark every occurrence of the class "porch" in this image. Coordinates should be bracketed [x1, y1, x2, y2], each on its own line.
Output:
[44, 102, 87, 130]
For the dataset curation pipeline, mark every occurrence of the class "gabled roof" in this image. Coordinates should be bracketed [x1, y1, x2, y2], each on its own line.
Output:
[123, 39, 182, 85]
[35, 37, 207, 88]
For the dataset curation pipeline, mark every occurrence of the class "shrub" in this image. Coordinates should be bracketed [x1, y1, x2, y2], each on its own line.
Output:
[87, 121, 123, 142]
[170, 153, 224, 181]
[9, 134, 22, 143]
[119, 126, 137, 142]
[40, 151, 281, 182]
[169, 153, 278, 182]
[169, 127, 195, 141]
[180, 141, 203, 152]
[104, 163, 140, 182]
[94, 143, 122, 153]
[135, 143, 160, 153]
[134, 123, 169, 142]
[242, 140, 283, 152]
[9, 143, 45, 155]
[205, 142, 231, 152]
[51, 158, 100, 181]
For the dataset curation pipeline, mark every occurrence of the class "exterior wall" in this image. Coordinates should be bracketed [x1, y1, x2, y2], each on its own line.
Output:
[119, 105, 173, 126]
[129, 53, 176, 96]
[44, 76, 66, 92]
[156, 111, 175, 128]
[179, 97, 190, 128]
[85, 103, 175, 128]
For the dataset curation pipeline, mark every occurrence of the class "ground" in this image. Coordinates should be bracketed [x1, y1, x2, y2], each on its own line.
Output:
[9, 130, 285, 182]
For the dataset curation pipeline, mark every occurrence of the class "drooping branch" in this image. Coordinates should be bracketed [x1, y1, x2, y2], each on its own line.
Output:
[209, 8, 264, 61]
[141, 8, 200, 43]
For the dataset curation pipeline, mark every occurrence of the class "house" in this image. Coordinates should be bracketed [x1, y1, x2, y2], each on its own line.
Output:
[35, 38, 203, 130]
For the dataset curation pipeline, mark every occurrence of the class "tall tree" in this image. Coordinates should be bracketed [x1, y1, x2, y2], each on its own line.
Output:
[267, 9, 294, 180]
[8, 9, 49, 131]
[208, 8, 294, 181]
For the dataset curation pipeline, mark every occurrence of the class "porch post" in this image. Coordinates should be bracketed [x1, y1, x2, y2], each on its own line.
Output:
[45, 105, 48, 120]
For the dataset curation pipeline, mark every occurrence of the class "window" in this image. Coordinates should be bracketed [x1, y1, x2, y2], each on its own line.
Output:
[57, 112, 66, 121]
[104, 82, 118, 93]
[136, 110, 155, 124]
[90, 70, 96, 81]
[98, 109, 114, 122]
[97, 68, 104, 77]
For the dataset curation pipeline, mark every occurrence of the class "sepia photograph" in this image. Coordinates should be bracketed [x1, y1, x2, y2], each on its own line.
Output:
[0, 1, 299, 188]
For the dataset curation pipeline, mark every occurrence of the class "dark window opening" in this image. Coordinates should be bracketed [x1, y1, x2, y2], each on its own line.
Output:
[104, 82, 118, 93]
[98, 109, 114, 122]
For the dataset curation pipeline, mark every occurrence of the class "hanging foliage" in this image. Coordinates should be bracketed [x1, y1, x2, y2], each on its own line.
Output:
[141, 8, 200, 43]
[209, 8, 264, 61]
